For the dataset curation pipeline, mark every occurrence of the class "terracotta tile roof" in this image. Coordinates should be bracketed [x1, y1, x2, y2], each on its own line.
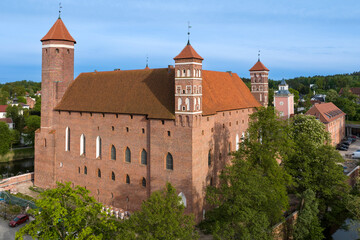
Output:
[0, 118, 13, 124]
[41, 18, 76, 43]
[202, 70, 261, 115]
[55, 68, 260, 119]
[306, 102, 345, 124]
[339, 87, 360, 96]
[173, 44, 203, 60]
[249, 60, 269, 71]
[0, 105, 8, 112]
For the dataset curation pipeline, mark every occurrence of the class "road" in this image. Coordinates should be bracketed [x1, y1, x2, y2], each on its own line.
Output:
[0, 217, 32, 240]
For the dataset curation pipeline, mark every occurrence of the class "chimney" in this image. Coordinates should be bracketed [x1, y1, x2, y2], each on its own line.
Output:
[226, 71, 232, 76]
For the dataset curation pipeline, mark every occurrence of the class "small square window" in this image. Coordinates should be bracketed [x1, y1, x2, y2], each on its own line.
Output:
[229, 122, 231, 127]
[242, 120, 244, 124]
[142, 128, 145, 134]
[126, 127, 129, 132]
[167, 131, 171, 137]
[223, 113, 225, 116]
[236, 121, 239, 125]
[202, 130, 204, 135]
[130, 115, 133, 119]
[229, 112, 231, 116]
[162, 120, 165, 125]
[207, 117, 209, 121]
[211, 128, 214, 133]
[112, 126, 115, 131]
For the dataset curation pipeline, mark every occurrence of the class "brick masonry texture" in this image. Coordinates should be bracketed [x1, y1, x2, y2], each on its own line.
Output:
[35, 19, 260, 223]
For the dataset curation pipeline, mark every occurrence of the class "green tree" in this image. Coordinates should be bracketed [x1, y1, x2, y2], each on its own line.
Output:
[203, 160, 280, 240]
[284, 115, 349, 227]
[0, 122, 11, 155]
[326, 89, 339, 103]
[24, 115, 40, 145]
[9, 129, 20, 148]
[17, 96, 27, 104]
[130, 183, 198, 240]
[6, 105, 25, 133]
[289, 88, 299, 103]
[0, 89, 9, 105]
[293, 189, 324, 240]
[16, 182, 125, 240]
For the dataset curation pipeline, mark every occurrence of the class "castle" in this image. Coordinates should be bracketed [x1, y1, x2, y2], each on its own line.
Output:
[34, 17, 269, 221]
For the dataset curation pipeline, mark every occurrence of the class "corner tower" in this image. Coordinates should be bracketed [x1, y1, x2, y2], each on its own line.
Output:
[173, 42, 203, 125]
[250, 60, 269, 107]
[40, 17, 76, 128]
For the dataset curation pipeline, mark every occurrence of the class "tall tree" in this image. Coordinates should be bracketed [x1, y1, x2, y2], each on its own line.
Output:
[24, 115, 40, 145]
[284, 115, 349, 227]
[201, 107, 291, 239]
[0, 122, 11, 155]
[130, 183, 198, 240]
[16, 182, 127, 240]
[293, 189, 324, 240]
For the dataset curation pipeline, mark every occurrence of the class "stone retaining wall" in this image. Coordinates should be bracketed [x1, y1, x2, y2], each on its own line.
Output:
[0, 173, 34, 191]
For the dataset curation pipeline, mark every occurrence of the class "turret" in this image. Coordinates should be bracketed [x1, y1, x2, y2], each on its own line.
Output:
[40, 17, 76, 128]
[249, 60, 269, 107]
[173, 42, 203, 125]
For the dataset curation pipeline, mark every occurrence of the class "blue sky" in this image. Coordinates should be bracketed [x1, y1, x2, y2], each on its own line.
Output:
[0, 0, 360, 83]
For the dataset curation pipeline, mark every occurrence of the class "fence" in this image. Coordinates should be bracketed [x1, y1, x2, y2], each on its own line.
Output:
[0, 191, 37, 209]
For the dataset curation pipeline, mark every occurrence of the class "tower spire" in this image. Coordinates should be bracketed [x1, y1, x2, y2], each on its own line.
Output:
[187, 21, 191, 45]
[58, 2, 62, 19]
[258, 50, 260, 61]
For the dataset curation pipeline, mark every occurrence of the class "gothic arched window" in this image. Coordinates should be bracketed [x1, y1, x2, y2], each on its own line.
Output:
[142, 177, 146, 187]
[166, 153, 173, 170]
[98, 169, 101, 178]
[141, 149, 147, 165]
[126, 174, 130, 184]
[65, 127, 70, 151]
[84, 166, 87, 175]
[125, 147, 131, 163]
[208, 150, 211, 166]
[80, 134, 85, 156]
[111, 145, 116, 160]
[112, 171, 115, 181]
[96, 136, 101, 158]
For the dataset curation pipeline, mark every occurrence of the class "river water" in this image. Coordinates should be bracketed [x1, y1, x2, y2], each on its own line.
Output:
[0, 158, 34, 178]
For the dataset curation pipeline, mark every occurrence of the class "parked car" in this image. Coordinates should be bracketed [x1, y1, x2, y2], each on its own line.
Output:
[348, 137, 356, 143]
[9, 214, 29, 227]
[353, 152, 360, 159]
[337, 144, 348, 151]
[341, 140, 351, 146]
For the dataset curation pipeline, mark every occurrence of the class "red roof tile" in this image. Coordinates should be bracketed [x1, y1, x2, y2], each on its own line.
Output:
[0, 105, 8, 112]
[0, 118, 13, 124]
[339, 87, 360, 96]
[306, 102, 345, 124]
[249, 60, 269, 71]
[54, 68, 260, 119]
[41, 18, 76, 43]
[174, 44, 203, 60]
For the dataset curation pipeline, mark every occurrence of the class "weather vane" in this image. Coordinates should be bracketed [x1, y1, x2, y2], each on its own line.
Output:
[187, 21, 192, 45]
[58, 2, 62, 19]
[258, 50, 261, 61]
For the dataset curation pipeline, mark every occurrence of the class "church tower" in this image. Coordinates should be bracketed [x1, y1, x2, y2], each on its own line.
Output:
[173, 42, 203, 125]
[40, 17, 76, 128]
[249, 59, 269, 107]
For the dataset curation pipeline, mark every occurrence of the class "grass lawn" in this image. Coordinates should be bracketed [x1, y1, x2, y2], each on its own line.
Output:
[0, 148, 34, 163]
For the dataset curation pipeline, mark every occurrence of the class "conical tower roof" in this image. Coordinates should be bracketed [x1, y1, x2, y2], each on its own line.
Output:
[41, 18, 76, 43]
[174, 43, 203, 60]
[249, 60, 269, 71]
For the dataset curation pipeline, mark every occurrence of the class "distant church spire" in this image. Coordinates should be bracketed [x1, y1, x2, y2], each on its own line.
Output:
[258, 50, 260, 61]
[58, 2, 62, 19]
[187, 21, 192, 45]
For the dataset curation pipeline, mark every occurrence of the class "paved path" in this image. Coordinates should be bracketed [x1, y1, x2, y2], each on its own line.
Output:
[0, 217, 32, 240]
